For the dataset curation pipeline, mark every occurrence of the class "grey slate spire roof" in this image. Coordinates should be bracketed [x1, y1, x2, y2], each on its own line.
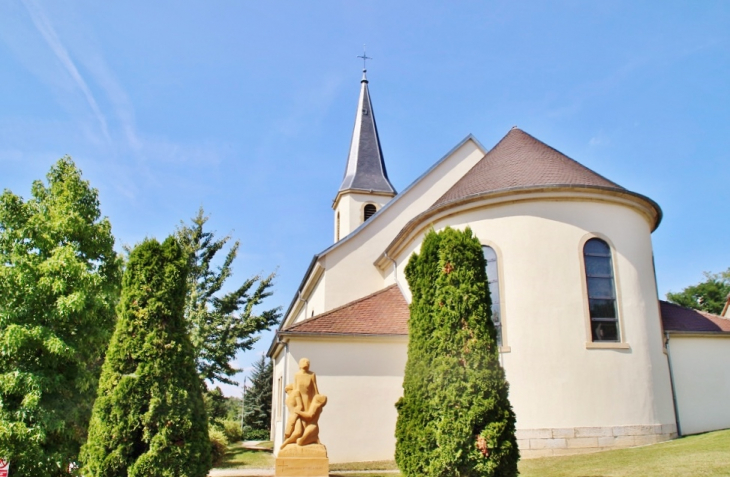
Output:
[338, 71, 396, 196]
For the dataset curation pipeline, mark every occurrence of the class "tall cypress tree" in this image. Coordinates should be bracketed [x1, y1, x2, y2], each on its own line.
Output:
[395, 227, 519, 477]
[82, 237, 211, 477]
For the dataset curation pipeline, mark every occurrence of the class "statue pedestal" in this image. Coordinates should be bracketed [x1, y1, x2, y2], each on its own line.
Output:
[275, 444, 329, 477]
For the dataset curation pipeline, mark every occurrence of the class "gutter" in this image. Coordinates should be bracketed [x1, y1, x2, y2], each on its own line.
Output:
[664, 332, 683, 437]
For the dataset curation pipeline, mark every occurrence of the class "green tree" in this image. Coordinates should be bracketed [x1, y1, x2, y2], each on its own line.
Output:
[81, 237, 210, 477]
[0, 157, 121, 476]
[667, 268, 730, 315]
[177, 208, 280, 385]
[204, 386, 228, 427]
[395, 227, 519, 477]
[242, 355, 273, 438]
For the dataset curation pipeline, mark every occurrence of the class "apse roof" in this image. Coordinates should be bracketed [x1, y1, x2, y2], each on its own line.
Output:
[660, 301, 730, 333]
[337, 71, 396, 196]
[281, 284, 408, 336]
[434, 127, 624, 207]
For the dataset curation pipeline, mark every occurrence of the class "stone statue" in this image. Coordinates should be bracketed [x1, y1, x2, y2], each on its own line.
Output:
[295, 394, 327, 446]
[294, 357, 319, 413]
[276, 357, 329, 476]
[281, 384, 304, 448]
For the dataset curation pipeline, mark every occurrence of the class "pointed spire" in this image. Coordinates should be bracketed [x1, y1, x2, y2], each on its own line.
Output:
[338, 68, 396, 196]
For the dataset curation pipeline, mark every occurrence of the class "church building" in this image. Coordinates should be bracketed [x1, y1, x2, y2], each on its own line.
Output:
[268, 69, 730, 463]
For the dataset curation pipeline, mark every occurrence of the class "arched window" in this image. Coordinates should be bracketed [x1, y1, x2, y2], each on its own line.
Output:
[482, 245, 502, 346]
[363, 204, 377, 221]
[583, 238, 619, 342]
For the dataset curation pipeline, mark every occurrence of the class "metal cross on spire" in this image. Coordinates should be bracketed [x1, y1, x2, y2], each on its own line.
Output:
[357, 46, 372, 72]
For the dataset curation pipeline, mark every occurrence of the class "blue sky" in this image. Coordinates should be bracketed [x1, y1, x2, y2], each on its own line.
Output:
[1, 1, 728, 395]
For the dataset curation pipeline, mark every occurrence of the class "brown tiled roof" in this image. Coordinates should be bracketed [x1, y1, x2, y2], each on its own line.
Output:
[282, 285, 409, 335]
[660, 300, 730, 333]
[434, 128, 623, 207]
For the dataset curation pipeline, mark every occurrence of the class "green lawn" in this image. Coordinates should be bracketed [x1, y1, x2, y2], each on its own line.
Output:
[215, 441, 274, 469]
[331, 429, 730, 477]
[519, 429, 730, 477]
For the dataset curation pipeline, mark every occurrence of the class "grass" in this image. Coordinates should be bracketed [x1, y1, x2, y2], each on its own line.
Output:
[519, 429, 730, 477]
[215, 441, 274, 469]
[330, 429, 730, 477]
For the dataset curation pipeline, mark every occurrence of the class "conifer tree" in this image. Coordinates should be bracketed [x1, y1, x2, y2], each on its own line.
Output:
[0, 157, 121, 476]
[177, 208, 280, 386]
[242, 355, 273, 437]
[395, 227, 519, 477]
[82, 237, 211, 477]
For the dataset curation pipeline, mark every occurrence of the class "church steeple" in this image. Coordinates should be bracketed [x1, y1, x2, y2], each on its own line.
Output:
[332, 62, 396, 243]
[337, 70, 396, 197]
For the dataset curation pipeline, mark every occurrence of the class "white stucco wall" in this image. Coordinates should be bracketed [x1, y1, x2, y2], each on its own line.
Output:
[668, 334, 730, 435]
[390, 197, 676, 432]
[320, 139, 487, 313]
[272, 337, 408, 463]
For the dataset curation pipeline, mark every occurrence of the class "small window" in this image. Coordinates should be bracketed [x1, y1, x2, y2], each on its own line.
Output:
[482, 245, 502, 346]
[363, 204, 377, 221]
[583, 238, 619, 342]
[336, 212, 340, 241]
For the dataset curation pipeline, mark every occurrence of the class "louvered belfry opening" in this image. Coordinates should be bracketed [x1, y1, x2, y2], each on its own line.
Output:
[364, 204, 377, 221]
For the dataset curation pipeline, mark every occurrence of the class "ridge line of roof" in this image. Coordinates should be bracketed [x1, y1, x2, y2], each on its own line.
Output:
[284, 284, 401, 332]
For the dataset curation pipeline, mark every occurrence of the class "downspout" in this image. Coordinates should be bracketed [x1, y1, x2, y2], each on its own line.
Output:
[279, 336, 289, 448]
[664, 332, 682, 437]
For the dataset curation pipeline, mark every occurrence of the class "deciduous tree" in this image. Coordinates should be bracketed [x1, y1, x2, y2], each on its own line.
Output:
[81, 237, 210, 476]
[667, 268, 730, 315]
[0, 157, 121, 476]
[395, 227, 519, 477]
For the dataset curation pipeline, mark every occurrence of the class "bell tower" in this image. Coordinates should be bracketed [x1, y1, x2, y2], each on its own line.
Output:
[333, 65, 396, 242]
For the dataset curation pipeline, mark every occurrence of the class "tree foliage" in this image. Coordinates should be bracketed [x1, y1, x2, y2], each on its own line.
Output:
[0, 157, 121, 476]
[242, 355, 273, 438]
[395, 227, 519, 477]
[177, 208, 280, 385]
[667, 268, 730, 315]
[81, 237, 210, 477]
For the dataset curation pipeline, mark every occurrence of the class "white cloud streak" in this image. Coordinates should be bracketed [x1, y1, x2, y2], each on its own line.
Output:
[22, 0, 111, 142]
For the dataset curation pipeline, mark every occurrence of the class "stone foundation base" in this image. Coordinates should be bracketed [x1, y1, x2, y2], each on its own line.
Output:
[275, 456, 329, 476]
[276, 444, 329, 476]
[517, 423, 678, 459]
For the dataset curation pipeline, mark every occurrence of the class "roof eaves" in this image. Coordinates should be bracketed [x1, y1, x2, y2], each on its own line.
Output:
[376, 184, 663, 269]
[278, 331, 408, 339]
[276, 254, 320, 332]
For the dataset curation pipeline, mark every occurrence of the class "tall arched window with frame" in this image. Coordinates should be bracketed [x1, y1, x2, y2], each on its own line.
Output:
[482, 245, 502, 346]
[583, 238, 620, 342]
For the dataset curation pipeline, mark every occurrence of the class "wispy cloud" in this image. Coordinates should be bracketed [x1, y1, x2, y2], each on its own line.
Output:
[21, 0, 110, 142]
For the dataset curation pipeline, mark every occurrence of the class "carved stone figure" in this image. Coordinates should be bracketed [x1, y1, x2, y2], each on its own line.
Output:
[294, 357, 319, 413]
[281, 384, 304, 448]
[295, 394, 327, 446]
[275, 358, 329, 477]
